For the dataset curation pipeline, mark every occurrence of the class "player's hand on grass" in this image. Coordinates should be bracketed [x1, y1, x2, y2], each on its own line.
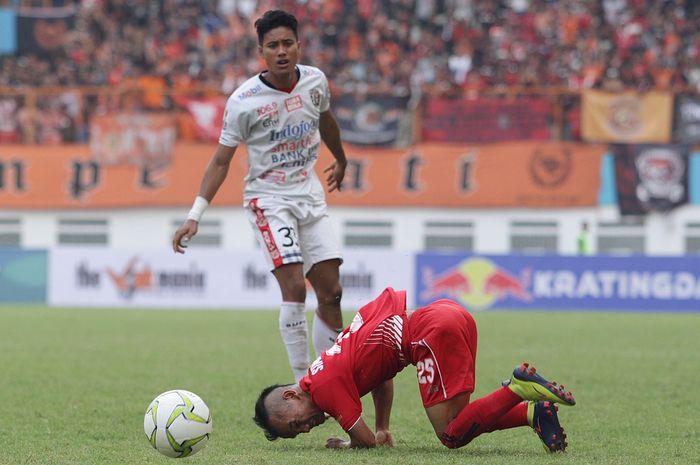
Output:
[375, 429, 393, 447]
[325, 437, 351, 449]
[172, 220, 199, 254]
[324, 160, 346, 193]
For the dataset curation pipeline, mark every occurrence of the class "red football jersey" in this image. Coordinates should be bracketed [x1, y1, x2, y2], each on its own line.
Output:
[299, 287, 410, 431]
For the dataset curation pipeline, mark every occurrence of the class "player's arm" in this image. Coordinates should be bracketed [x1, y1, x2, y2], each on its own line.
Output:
[326, 417, 377, 449]
[173, 144, 237, 253]
[372, 379, 394, 447]
[318, 110, 347, 192]
[197, 143, 237, 201]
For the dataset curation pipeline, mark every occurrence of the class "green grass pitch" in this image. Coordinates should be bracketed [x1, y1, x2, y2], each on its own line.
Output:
[0, 305, 698, 465]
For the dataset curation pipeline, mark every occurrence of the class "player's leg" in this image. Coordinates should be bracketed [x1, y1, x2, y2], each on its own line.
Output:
[434, 387, 528, 448]
[297, 206, 343, 356]
[409, 300, 527, 448]
[306, 259, 343, 354]
[272, 263, 310, 382]
[246, 199, 309, 382]
[437, 360, 575, 450]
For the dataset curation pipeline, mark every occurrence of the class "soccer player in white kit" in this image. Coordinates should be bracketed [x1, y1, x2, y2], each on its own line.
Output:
[172, 10, 348, 382]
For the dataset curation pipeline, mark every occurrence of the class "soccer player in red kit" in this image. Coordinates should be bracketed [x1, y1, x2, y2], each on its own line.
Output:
[254, 288, 576, 452]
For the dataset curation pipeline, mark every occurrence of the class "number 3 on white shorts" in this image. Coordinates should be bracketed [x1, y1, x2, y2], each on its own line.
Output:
[417, 358, 435, 384]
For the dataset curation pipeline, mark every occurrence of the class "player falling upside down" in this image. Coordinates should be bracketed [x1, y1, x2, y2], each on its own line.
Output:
[254, 288, 576, 452]
[173, 9, 349, 382]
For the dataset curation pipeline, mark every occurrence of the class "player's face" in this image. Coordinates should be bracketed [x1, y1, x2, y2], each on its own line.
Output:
[259, 26, 300, 83]
[269, 394, 327, 438]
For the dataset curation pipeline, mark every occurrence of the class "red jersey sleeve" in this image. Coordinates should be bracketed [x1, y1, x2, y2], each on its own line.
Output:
[301, 366, 362, 432]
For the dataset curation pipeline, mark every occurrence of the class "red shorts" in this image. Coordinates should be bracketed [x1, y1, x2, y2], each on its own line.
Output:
[406, 299, 478, 408]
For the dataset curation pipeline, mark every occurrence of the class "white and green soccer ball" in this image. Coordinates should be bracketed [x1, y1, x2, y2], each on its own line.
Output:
[144, 389, 213, 458]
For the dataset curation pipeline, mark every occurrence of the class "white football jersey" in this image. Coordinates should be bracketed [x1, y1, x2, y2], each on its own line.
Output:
[219, 64, 331, 205]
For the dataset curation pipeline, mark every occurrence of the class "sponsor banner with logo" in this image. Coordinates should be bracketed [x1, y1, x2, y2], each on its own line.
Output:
[612, 144, 689, 215]
[174, 96, 227, 142]
[48, 248, 413, 309]
[674, 95, 700, 145]
[422, 98, 551, 143]
[0, 141, 603, 209]
[49, 248, 233, 308]
[416, 253, 700, 312]
[16, 7, 74, 56]
[335, 94, 410, 146]
[581, 90, 672, 143]
[0, 249, 47, 303]
[90, 113, 177, 166]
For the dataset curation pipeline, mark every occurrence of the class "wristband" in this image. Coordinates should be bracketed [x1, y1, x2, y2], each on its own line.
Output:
[186, 196, 209, 222]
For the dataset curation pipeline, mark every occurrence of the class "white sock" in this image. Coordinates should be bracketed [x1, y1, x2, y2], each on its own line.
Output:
[279, 302, 309, 382]
[312, 311, 341, 357]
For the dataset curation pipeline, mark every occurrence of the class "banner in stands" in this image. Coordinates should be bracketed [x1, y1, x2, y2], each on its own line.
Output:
[16, 7, 74, 56]
[0, 249, 47, 303]
[421, 98, 551, 142]
[90, 113, 177, 166]
[0, 141, 603, 208]
[674, 95, 700, 145]
[174, 96, 227, 143]
[48, 248, 414, 309]
[335, 94, 410, 146]
[416, 253, 700, 312]
[0, 8, 16, 54]
[581, 90, 672, 143]
[612, 144, 689, 215]
[0, 97, 20, 143]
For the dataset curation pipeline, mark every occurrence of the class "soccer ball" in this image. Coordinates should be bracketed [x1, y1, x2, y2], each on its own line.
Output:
[144, 389, 213, 458]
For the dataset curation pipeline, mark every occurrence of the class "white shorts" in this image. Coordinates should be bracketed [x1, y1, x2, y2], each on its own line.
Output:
[245, 197, 343, 275]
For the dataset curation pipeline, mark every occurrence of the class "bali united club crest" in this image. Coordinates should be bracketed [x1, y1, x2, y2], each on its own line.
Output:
[309, 88, 322, 107]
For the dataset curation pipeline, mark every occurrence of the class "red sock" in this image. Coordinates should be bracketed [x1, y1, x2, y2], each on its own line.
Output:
[440, 386, 524, 449]
[485, 401, 528, 431]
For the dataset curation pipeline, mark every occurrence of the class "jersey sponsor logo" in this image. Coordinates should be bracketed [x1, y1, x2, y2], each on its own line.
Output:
[270, 149, 318, 165]
[271, 151, 304, 164]
[269, 120, 318, 141]
[285, 95, 303, 112]
[255, 102, 278, 116]
[262, 116, 280, 128]
[257, 103, 280, 128]
[271, 134, 315, 153]
[260, 169, 287, 184]
[261, 229, 281, 261]
[249, 199, 282, 264]
[237, 84, 263, 101]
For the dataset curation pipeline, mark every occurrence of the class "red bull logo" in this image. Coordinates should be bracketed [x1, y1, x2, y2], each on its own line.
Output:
[421, 257, 531, 310]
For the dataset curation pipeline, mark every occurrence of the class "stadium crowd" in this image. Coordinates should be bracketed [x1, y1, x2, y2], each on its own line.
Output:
[0, 0, 699, 143]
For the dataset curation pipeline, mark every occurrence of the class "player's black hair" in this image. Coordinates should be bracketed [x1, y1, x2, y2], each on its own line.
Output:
[254, 10, 299, 46]
[253, 383, 293, 441]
